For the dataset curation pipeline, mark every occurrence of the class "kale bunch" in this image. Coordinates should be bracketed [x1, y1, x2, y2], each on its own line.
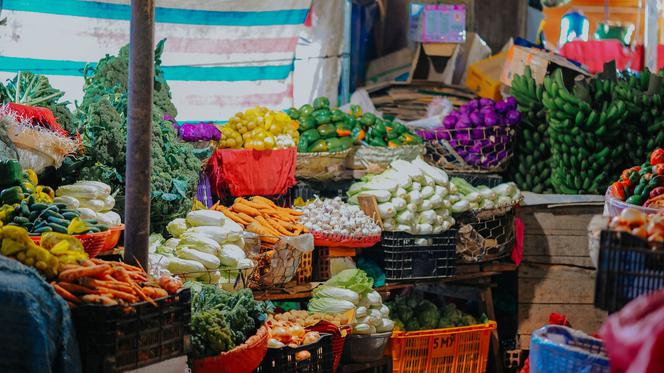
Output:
[73, 39, 200, 232]
[189, 284, 267, 358]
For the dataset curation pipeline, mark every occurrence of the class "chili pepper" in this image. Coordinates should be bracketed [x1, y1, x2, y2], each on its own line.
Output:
[610, 182, 626, 201]
[653, 164, 664, 176]
[650, 186, 664, 199]
[650, 148, 664, 165]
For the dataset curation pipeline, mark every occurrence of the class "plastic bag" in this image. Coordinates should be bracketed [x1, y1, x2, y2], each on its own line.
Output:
[600, 289, 664, 373]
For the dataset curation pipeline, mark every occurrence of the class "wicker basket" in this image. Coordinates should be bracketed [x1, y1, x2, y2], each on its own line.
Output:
[296, 149, 352, 181]
[345, 144, 426, 173]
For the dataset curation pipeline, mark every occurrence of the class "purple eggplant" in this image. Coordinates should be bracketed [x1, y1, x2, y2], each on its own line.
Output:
[506, 110, 522, 125]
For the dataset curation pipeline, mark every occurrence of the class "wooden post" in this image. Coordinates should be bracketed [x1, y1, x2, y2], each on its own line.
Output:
[124, 0, 155, 268]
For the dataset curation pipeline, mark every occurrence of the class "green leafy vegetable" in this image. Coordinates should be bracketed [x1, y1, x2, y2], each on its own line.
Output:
[323, 269, 374, 296]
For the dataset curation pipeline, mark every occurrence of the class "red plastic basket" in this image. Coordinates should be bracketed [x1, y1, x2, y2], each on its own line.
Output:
[312, 231, 381, 248]
[192, 324, 268, 373]
[103, 224, 124, 251]
[30, 230, 111, 258]
[307, 321, 350, 373]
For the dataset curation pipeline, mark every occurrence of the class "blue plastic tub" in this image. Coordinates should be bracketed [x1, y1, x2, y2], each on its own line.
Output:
[529, 325, 609, 373]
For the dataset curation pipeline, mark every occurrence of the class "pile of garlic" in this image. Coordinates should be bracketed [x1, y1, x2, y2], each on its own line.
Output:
[298, 197, 381, 237]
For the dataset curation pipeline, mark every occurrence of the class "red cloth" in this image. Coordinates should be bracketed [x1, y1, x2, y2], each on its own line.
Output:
[511, 216, 524, 266]
[558, 40, 664, 74]
[6, 102, 69, 137]
[207, 147, 296, 198]
[600, 289, 664, 373]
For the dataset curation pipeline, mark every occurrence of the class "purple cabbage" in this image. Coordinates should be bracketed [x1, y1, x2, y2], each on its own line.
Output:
[177, 122, 221, 142]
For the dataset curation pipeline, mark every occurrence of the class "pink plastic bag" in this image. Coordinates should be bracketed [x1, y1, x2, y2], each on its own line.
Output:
[599, 289, 664, 373]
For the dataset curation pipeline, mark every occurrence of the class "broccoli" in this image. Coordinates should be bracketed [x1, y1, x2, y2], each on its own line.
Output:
[405, 319, 421, 332]
[191, 309, 235, 359]
[416, 300, 440, 330]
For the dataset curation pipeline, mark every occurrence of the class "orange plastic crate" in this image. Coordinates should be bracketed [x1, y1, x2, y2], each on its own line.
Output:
[389, 321, 496, 373]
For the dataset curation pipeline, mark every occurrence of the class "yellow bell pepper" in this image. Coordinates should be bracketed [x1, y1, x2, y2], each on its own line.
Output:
[67, 217, 89, 235]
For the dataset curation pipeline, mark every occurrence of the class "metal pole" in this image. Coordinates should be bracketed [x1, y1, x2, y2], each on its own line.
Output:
[340, 0, 352, 105]
[124, 0, 155, 268]
[644, 0, 658, 71]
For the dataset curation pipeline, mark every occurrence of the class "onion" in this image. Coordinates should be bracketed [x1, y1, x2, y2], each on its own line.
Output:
[619, 208, 647, 226]
[495, 100, 508, 113]
[471, 127, 485, 140]
[483, 112, 498, 126]
[456, 133, 472, 146]
[479, 98, 494, 107]
[469, 111, 483, 126]
[467, 99, 480, 111]
[505, 96, 517, 110]
[455, 117, 472, 130]
[506, 110, 521, 125]
[469, 141, 484, 154]
[443, 115, 457, 129]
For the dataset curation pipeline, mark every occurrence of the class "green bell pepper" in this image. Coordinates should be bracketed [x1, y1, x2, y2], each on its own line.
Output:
[317, 124, 337, 138]
[335, 122, 352, 137]
[350, 104, 362, 118]
[297, 137, 309, 152]
[299, 116, 316, 131]
[313, 96, 330, 110]
[338, 137, 353, 150]
[368, 136, 387, 147]
[331, 109, 346, 122]
[299, 104, 314, 117]
[286, 107, 300, 119]
[301, 128, 321, 143]
[326, 137, 344, 152]
[308, 139, 328, 152]
[360, 112, 376, 126]
[372, 120, 387, 135]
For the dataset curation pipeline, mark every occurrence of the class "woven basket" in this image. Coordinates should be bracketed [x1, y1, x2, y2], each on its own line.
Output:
[345, 144, 426, 173]
[296, 149, 351, 181]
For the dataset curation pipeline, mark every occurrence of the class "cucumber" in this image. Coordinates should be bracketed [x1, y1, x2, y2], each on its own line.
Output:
[47, 216, 71, 226]
[47, 223, 68, 234]
[96, 224, 109, 232]
[27, 195, 35, 205]
[33, 220, 47, 230]
[31, 203, 48, 211]
[83, 219, 98, 225]
[86, 227, 100, 233]
[20, 202, 30, 217]
[33, 226, 53, 234]
[55, 203, 67, 210]
[13, 216, 30, 226]
[62, 212, 79, 220]
[28, 210, 39, 222]
[42, 209, 64, 220]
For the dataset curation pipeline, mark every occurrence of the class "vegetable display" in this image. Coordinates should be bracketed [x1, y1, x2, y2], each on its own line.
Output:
[149, 209, 252, 285]
[614, 69, 664, 165]
[609, 208, 664, 246]
[449, 178, 521, 213]
[265, 312, 323, 351]
[66, 39, 201, 232]
[55, 181, 122, 227]
[297, 197, 381, 238]
[173, 121, 221, 143]
[433, 97, 519, 168]
[219, 106, 299, 150]
[52, 258, 182, 308]
[212, 196, 308, 245]
[348, 157, 457, 235]
[0, 169, 110, 235]
[0, 226, 88, 278]
[307, 269, 394, 335]
[542, 69, 627, 194]
[188, 283, 267, 359]
[609, 148, 664, 207]
[387, 293, 488, 331]
[508, 66, 553, 193]
[288, 98, 421, 152]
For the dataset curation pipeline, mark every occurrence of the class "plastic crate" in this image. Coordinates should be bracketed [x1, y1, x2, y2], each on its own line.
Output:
[380, 229, 457, 281]
[296, 250, 313, 285]
[389, 322, 496, 373]
[529, 325, 609, 373]
[594, 230, 664, 313]
[72, 288, 191, 373]
[255, 333, 333, 373]
[308, 321, 350, 373]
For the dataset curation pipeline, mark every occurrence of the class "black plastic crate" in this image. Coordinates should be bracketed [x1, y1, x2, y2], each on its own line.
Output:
[594, 230, 664, 313]
[72, 288, 191, 373]
[379, 229, 457, 281]
[256, 333, 333, 373]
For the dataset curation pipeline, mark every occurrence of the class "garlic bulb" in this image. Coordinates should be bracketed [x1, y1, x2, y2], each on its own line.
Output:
[297, 197, 382, 237]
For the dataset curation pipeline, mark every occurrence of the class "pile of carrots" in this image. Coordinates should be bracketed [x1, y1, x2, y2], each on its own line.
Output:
[212, 196, 308, 245]
[51, 258, 182, 308]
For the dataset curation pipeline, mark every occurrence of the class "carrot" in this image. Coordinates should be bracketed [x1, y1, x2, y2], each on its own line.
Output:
[219, 206, 250, 225]
[82, 278, 134, 293]
[237, 197, 271, 210]
[81, 260, 95, 267]
[96, 287, 140, 303]
[233, 201, 261, 217]
[129, 272, 148, 282]
[142, 286, 168, 299]
[251, 196, 277, 208]
[60, 264, 80, 271]
[59, 264, 111, 283]
[246, 222, 279, 243]
[52, 283, 80, 303]
[255, 216, 282, 236]
[131, 283, 158, 307]
[278, 207, 303, 216]
[237, 212, 256, 224]
[267, 217, 297, 236]
[293, 227, 303, 235]
[58, 282, 100, 295]
[81, 294, 118, 306]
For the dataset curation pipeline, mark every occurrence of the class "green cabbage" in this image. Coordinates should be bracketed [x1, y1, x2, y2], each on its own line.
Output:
[324, 269, 374, 296]
[308, 297, 355, 314]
